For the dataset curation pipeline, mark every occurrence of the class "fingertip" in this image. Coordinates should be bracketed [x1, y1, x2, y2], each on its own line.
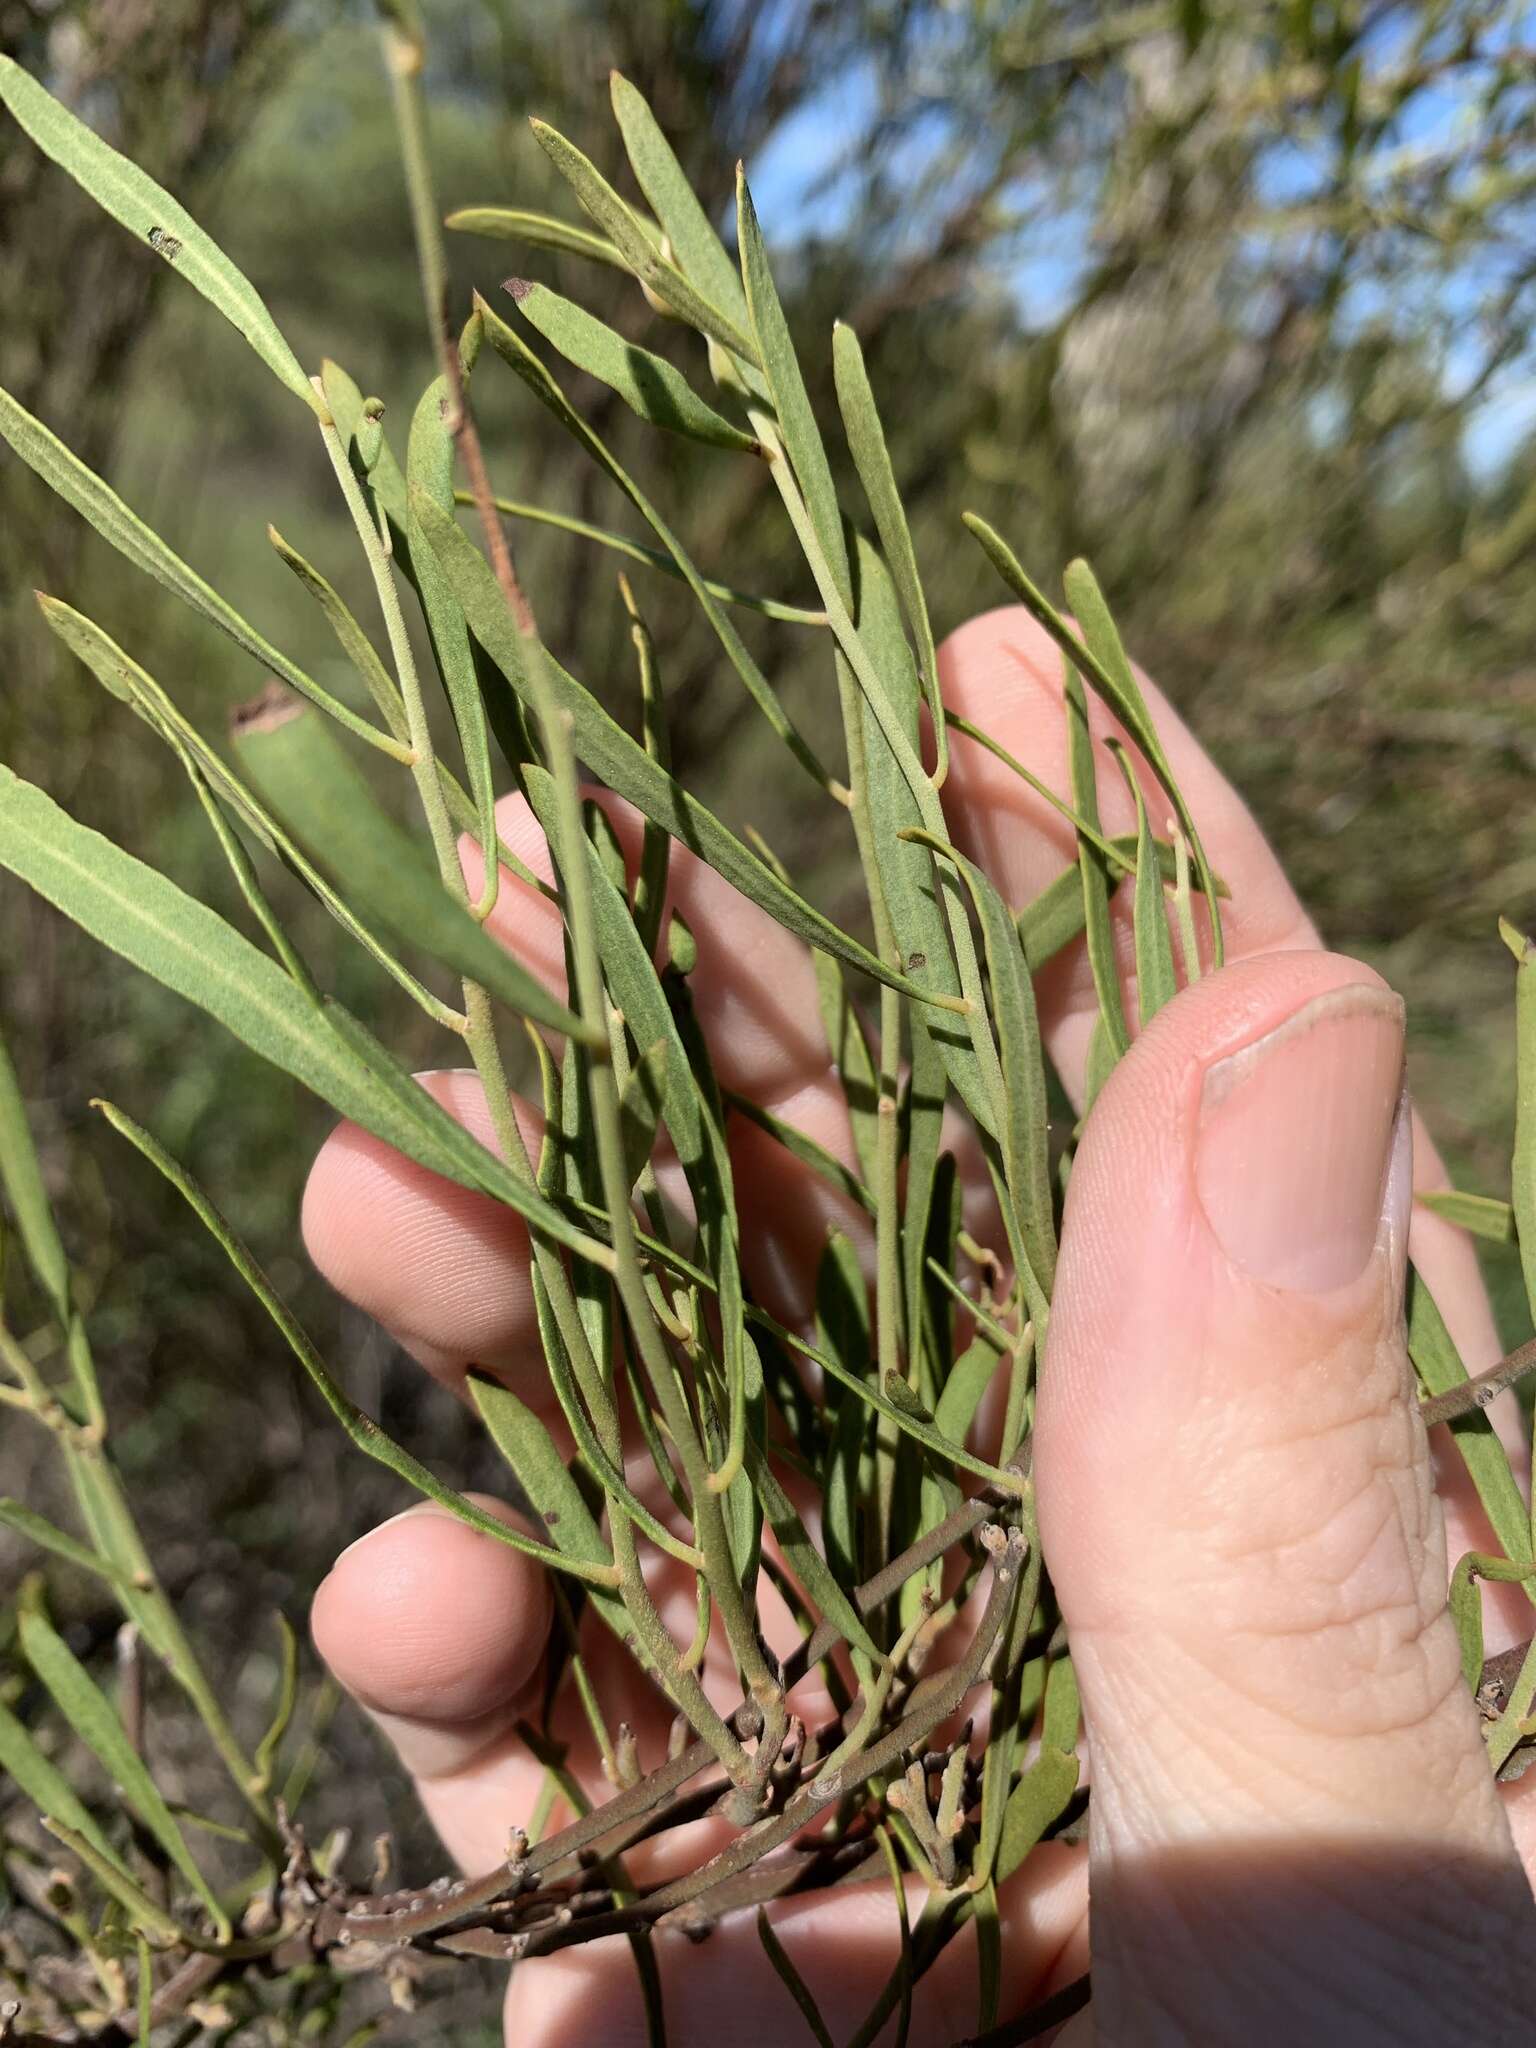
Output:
[313, 1495, 551, 1730]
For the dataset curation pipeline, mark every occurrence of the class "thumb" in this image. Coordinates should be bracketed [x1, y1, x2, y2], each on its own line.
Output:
[1035, 951, 1536, 2044]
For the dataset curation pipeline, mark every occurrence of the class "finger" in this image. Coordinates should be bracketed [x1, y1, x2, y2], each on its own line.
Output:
[301, 1071, 550, 1397]
[1035, 950, 1536, 2042]
[501, 1847, 1087, 2048]
[463, 789, 870, 1327]
[311, 1496, 554, 1871]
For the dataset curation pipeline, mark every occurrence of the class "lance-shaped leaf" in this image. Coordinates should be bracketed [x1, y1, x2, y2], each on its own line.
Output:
[469, 1377, 632, 1640]
[444, 204, 626, 269]
[0, 386, 399, 758]
[409, 484, 946, 1007]
[530, 118, 759, 363]
[508, 279, 761, 454]
[40, 595, 467, 1023]
[98, 1098, 612, 1581]
[1416, 1190, 1516, 1244]
[995, 1745, 1079, 1885]
[0, 58, 314, 410]
[743, 1433, 882, 1665]
[0, 1025, 76, 1331]
[230, 695, 593, 1043]
[471, 492, 823, 623]
[619, 1037, 669, 1187]
[0, 1501, 136, 1589]
[900, 831, 1055, 1297]
[478, 298, 832, 793]
[1107, 739, 1177, 1027]
[1407, 1268, 1533, 1578]
[737, 169, 849, 599]
[405, 374, 500, 884]
[964, 514, 1223, 964]
[852, 536, 999, 1140]
[19, 1600, 230, 1936]
[1064, 654, 1130, 1065]
[1504, 920, 1536, 1326]
[0, 767, 602, 1257]
[0, 1700, 124, 1871]
[267, 524, 408, 743]
[817, 1230, 871, 1595]
[609, 73, 752, 331]
[832, 321, 944, 784]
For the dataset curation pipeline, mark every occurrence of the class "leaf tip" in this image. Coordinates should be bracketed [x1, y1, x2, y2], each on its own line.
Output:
[504, 275, 533, 303]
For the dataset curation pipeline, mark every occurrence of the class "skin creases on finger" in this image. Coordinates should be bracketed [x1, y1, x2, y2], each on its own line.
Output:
[301, 1070, 553, 1401]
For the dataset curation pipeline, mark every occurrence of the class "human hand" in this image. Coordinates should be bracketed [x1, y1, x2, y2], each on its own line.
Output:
[304, 606, 1536, 2044]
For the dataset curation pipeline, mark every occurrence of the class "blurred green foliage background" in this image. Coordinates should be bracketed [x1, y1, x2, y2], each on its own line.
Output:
[1, 0, 1533, 2033]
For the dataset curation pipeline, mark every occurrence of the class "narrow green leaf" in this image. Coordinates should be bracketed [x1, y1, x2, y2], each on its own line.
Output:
[851, 537, 997, 1137]
[1042, 1653, 1080, 1754]
[0, 58, 314, 408]
[1064, 655, 1130, 1060]
[468, 1376, 623, 1595]
[964, 514, 1223, 964]
[0, 767, 604, 1256]
[810, 952, 881, 1185]
[0, 385, 400, 758]
[1407, 1267, 1533, 1576]
[253, 1613, 299, 1794]
[266, 524, 408, 743]
[832, 322, 944, 783]
[0, 1501, 135, 1589]
[1507, 921, 1536, 1325]
[0, 1700, 123, 1870]
[529, 120, 759, 362]
[723, 1091, 874, 1215]
[1417, 1190, 1517, 1244]
[410, 483, 947, 1007]
[19, 1601, 230, 1936]
[0, 1026, 72, 1328]
[901, 1010, 948, 1389]
[619, 1038, 669, 1188]
[621, 576, 671, 962]
[756, 1907, 836, 2048]
[934, 1334, 1006, 1446]
[40, 595, 454, 1025]
[477, 297, 833, 793]
[405, 374, 500, 890]
[904, 829, 1056, 1298]
[508, 279, 760, 453]
[1107, 739, 1177, 1027]
[444, 204, 626, 268]
[995, 1746, 1079, 1883]
[231, 695, 592, 1045]
[743, 1435, 882, 1665]
[818, 1231, 872, 1594]
[321, 359, 411, 541]
[737, 170, 848, 597]
[96, 1098, 611, 1581]
[470, 491, 824, 622]
[609, 74, 752, 330]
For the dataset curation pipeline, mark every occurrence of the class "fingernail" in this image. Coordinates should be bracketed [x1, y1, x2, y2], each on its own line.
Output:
[1195, 984, 1406, 1293]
